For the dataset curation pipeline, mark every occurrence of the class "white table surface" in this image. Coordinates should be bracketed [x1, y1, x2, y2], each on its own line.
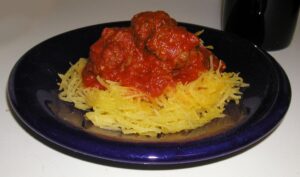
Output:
[1, 0, 299, 176]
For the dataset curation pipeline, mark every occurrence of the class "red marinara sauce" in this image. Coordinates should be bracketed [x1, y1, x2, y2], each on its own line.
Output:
[82, 11, 226, 97]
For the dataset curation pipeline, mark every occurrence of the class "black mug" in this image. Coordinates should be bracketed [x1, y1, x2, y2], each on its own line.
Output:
[222, 0, 299, 51]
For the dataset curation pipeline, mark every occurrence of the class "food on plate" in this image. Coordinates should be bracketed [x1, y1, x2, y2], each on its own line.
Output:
[58, 11, 248, 137]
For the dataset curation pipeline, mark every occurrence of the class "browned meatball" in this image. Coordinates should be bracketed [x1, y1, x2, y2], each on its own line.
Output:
[89, 27, 143, 80]
[131, 11, 177, 47]
[146, 26, 200, 68]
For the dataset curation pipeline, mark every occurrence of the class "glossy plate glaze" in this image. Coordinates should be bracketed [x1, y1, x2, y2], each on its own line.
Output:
[7, 22, 291, 165]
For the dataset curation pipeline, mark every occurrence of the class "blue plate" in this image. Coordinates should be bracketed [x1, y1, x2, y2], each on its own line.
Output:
[7, 22, 291, 165]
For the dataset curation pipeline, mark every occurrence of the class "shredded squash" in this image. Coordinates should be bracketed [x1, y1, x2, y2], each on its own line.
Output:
[58, 58, 248, 137]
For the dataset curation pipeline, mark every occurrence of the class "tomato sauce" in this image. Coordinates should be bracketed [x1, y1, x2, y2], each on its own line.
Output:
[82, 11, 226, 97]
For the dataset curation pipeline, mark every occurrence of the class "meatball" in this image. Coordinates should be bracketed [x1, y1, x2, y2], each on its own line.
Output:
[131, 11, 176, 47]
[89, 27, 143, 80]
[146, 26, 200, 68]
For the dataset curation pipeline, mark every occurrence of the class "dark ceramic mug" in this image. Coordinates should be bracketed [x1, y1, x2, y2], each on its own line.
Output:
[222, 0, 299, 51]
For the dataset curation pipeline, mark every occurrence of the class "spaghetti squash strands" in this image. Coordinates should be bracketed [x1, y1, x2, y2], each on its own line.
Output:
[58, 58, 248, 137]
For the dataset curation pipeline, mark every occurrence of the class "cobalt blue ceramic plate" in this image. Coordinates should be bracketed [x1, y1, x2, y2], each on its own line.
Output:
[7, 21, 291, 165]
